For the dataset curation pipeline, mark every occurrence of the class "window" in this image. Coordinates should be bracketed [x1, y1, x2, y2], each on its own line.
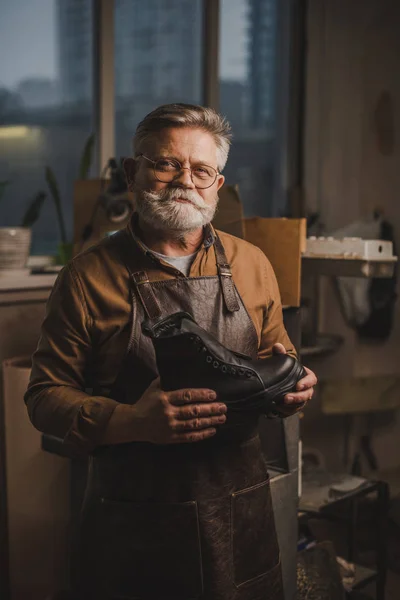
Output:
[0, 0, 93, 255]
[0, 0, 301, 256]
[219, 0, 290, 217]
[114, 0, 204, 158]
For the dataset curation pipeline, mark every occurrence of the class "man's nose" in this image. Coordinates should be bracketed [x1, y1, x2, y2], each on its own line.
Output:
[173, 167, 196, 189]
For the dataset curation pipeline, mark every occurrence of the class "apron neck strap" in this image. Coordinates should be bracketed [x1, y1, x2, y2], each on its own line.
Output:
[113, 229, 239, 317]
[213, 234, 240, 312]
[131, 271, 162, 320]
[112, 230, 163, 320]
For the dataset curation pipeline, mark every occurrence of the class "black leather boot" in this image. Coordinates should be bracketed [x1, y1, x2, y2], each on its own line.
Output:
[142, 312, 307, 416]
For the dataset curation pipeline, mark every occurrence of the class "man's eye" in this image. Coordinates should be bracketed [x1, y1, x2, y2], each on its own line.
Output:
[193, 166, 212, 178]
[156, 159, 179, 172]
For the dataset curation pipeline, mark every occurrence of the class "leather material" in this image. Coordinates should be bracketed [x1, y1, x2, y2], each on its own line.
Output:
[143, 311, 306, 416]
[131, 270, 162, 319]
[214, 234, 240, 312]
[76, 496, 204, 599]
[71, 233, 284, 600]
[25, 218, 297, 454]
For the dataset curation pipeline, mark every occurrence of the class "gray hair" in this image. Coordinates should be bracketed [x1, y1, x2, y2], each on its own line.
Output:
[133, 103, 232, 171]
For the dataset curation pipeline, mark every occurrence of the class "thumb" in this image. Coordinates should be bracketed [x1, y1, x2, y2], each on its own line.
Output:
[148, 376, 161, 390]
[272, 343, 287, 355]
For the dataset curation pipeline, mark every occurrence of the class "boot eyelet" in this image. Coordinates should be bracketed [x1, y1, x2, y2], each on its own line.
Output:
[231, 368, 236, 375]
[213, 361, 219, 368]
[206, 356, 213, 363]
[238, 368, 245, 376]
[221, 366, 227, 373]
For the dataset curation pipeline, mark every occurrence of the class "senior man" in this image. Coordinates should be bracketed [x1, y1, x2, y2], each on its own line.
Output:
[25, 103, 316, 600]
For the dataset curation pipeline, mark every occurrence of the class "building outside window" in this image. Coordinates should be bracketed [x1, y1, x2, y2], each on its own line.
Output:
[114, 0, 204, 159]
[0, 0, 299, 255]
[0, 0, 93, 255]
[219, 0, 288, 217]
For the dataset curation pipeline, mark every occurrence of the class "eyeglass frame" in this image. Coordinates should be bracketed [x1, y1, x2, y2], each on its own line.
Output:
[136, 153, 220, 189]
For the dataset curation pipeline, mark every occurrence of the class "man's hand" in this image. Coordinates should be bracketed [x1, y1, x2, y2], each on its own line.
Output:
[134, 378, 227, 444]
[272, 343, 317, 415]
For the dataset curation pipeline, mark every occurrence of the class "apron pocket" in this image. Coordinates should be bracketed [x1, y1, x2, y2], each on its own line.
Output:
[231, 479, 280, 588]
[75, 497, 204, 599]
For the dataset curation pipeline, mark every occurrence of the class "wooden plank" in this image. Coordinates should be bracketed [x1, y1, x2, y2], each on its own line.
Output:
[302, 256, 397, 278]
[212, 185, 245, 239]
[3, 358, 70, 599]
[244, 217, 306, 307]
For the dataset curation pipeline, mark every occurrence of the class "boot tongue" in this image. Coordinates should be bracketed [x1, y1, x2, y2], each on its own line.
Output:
[142, 311, 194, 338]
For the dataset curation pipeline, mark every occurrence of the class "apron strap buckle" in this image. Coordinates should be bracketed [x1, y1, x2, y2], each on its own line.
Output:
[214, 235, 240, 313]
[132, 271, 162, 319]
[217, 263, 240, 312]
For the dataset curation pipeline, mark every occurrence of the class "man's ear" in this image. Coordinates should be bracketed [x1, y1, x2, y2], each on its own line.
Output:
[123, 157, 137, 192]
[216, 174, 225, 192]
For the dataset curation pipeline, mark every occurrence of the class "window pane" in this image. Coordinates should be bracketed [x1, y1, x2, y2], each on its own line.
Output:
[219, 0, 291, 217]
[0, 0, 93, 255]
[115, 0, 203, 158]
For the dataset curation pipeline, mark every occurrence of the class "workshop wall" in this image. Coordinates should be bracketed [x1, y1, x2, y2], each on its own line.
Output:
[302, 0, 400, 472]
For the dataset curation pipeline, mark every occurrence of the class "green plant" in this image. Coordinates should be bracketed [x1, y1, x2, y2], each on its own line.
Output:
[79, 132, 96, 180]
[45, 166, 67, 245]
[45, 132, 95, 261]
[21, 191, 47, 228]
[0, 132, 94, 252]
[0, 180, 47, 228]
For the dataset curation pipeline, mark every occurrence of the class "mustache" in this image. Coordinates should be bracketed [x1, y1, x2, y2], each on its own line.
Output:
[142, 187, 208, 209]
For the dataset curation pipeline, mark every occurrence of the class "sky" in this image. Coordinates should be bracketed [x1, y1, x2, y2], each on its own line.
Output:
[0, 0, 247, 90]
[0, 0, 56, 88]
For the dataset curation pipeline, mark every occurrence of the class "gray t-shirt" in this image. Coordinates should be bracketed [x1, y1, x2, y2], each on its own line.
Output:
[145, 246, 197, 276]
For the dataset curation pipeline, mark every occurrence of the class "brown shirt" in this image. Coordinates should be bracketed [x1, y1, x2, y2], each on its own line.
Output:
[25, 221, 295, 453]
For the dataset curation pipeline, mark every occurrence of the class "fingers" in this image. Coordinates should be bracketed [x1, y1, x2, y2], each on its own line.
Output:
[169, 388, 219, 407]
[284, 387, 314, 404]
[296, 367, 318, 391]
[162, 388, 227, 444]
[174, 414, 226, 432]
[170, 427, 218, 444]
[166, 409, 226, 444]
[272, 343, 287, 355]
[284, 366, 317, 405]
[176, 401, 227, 420]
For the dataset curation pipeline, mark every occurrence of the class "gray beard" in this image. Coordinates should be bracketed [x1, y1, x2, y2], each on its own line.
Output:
[134, 186, 218, 236]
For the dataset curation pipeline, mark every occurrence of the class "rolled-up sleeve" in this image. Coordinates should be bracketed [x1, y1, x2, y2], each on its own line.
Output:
[256, 254, 302, 418]
[257, 253, 297, 360]
[25, 262, 118, 454]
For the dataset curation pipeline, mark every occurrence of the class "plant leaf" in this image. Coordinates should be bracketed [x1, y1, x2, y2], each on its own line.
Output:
[21, 191, 46, 228]
[45, 166, 67, 244]
[78, 132, 95, 180]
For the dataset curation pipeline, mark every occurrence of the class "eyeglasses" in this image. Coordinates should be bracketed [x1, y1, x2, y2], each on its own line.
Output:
[137, 154, 219, 189]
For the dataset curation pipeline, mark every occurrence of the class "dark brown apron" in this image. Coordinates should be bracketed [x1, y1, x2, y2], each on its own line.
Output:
[71, 230, 284, 600]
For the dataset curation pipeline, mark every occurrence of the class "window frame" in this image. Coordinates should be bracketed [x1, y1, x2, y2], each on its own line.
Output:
[93, 0, 305, 215]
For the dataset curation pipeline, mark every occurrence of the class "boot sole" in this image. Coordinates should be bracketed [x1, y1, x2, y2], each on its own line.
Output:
[227, 362, 307, 413]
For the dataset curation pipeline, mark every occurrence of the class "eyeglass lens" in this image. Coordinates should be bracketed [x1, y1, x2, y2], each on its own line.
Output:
[154, 158, 217, 188]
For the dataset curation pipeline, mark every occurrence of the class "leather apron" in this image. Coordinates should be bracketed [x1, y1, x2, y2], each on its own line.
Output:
[71, 230, 284, 600]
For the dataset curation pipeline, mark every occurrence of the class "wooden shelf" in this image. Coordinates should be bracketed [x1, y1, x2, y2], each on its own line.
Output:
[301, 333, 343, 358]
[302, 255, 397, 278]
